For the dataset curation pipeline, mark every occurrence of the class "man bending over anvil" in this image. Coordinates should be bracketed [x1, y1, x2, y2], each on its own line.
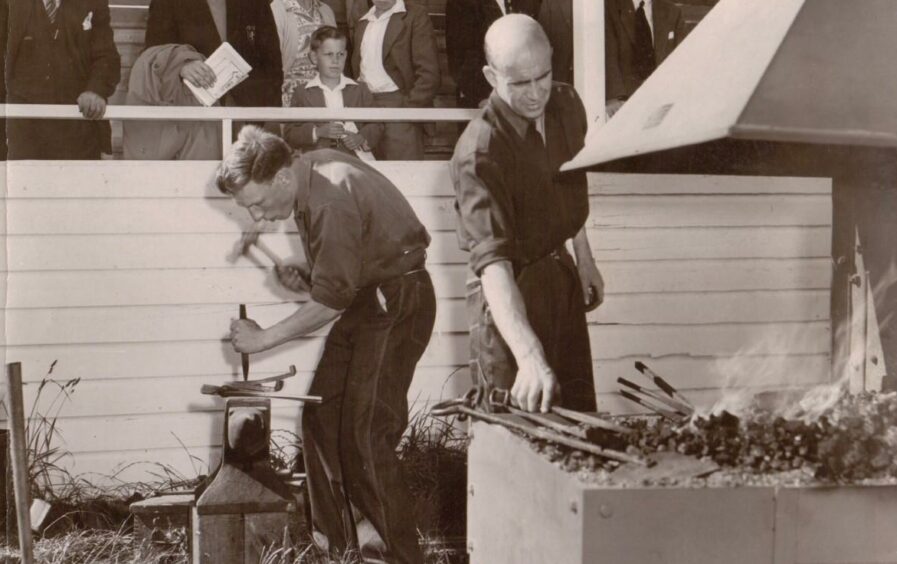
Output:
[218, 125, 434, 564]
[450, 14, 604, 414]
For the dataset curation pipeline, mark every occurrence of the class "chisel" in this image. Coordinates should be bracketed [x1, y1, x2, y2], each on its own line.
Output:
[239, 304, 249, 381]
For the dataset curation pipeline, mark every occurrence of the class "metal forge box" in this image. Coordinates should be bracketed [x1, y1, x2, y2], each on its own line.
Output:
[467, 421, 897, 564]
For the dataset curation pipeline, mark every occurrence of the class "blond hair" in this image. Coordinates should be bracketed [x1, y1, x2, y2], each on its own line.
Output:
[215, 125, 293, 195]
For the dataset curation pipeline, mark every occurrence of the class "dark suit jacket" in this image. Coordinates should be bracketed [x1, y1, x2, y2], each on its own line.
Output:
[284, 79, 384, 153]
[350, 3, 440, 108]
[1, 0, 121, 151]
[445, 0, 541, 108]
[538, 0, 572, 84]
[605, 0, 681, 101]
[145, 0, 282, 107]
[2, 0, 120, 98]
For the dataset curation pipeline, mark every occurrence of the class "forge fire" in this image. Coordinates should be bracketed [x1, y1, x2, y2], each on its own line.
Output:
[533, 390, 897, 486]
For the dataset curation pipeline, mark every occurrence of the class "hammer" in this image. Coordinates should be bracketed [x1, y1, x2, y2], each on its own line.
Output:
[228, 226, 283, 268]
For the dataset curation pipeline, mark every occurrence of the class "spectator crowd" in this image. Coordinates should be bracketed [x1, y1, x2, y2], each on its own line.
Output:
[2, 0, 700, 160]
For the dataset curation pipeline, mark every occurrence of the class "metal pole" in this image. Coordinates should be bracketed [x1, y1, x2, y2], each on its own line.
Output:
[5, 363, 34, 563]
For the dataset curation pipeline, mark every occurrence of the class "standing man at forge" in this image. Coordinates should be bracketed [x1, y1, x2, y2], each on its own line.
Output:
[450, 14, 604, 414]
[218, 126, 434, 564]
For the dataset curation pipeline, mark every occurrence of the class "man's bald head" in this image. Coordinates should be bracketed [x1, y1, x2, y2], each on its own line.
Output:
[482, 14, 554, 119]
[484, 14, 551, 73]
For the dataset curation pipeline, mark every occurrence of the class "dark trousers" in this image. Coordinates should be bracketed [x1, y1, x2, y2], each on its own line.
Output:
[302, 270, 436, 564]
[467, 249, 597, 411]
[370, 90, 424, 160]
[6, 117, 101, 160]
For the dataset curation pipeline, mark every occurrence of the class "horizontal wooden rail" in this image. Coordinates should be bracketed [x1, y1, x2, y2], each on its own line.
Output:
[0, 103, 479, 122]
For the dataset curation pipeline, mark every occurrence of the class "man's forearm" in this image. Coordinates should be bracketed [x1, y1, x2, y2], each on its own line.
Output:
[572, 226, 593, 265]
[480, 261, 544, 362]
[263, 299, 343, 349]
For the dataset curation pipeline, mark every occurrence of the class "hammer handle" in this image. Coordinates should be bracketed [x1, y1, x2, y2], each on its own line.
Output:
[252, 240, 283, 268]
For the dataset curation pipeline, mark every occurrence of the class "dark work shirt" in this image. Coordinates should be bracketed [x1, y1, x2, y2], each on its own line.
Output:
[293, 149, 431, 310]
[449, 83, 589, 276]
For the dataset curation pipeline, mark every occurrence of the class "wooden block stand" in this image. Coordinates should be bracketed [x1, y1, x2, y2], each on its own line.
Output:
[131, 494, 194, 549]
[468, 421, 897, 564]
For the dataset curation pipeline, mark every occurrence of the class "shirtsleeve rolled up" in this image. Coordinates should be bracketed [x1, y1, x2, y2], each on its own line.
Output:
[454, 150, 518, 276]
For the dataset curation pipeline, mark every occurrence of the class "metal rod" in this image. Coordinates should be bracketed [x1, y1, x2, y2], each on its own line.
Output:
[203, 387, 323, 403]
[239, 304, 249, 381]
[618, 377, 692, 415]
[504, 405, 591, 440]
[6, 363, 35, 564]
[634, 361, 695, 410]
[458, 405, 646, 466]
[244, 365, 297, 384]
[619, 390, 682, 421]
[550, 406, 634, 435]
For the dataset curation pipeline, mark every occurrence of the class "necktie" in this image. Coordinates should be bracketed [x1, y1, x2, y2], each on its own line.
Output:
[633, 1, 655, 83]
[44, 0, 59, 23]
[525, 121, 545, 154]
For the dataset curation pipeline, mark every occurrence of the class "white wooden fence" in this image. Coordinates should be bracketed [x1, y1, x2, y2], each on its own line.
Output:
[1, 155, 832, 483]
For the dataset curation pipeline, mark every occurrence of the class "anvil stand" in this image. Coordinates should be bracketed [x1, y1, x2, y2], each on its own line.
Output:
[191, 397, 298, 563]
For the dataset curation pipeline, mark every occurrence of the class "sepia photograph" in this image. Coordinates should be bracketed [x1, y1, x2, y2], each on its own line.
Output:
[2, 0, 896, 562]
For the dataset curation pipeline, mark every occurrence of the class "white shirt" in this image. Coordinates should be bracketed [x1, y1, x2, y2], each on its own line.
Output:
[358, 0, 405, 93]
[306, 74, 375, 160]
[632, 0, 654, 39]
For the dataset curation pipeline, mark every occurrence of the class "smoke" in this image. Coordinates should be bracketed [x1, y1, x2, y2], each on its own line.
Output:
[699, 259, 897, 422]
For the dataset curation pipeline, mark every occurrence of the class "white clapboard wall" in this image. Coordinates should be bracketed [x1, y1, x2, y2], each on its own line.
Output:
[588, 174, 833, 412]
[0, 162, 832, 484]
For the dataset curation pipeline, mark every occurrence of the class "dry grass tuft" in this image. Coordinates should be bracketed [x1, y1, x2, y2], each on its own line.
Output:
[1, 366, 469, 563]
[0, 527, 187, 564]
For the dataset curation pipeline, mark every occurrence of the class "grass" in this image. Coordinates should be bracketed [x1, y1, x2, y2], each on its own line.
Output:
[1, 527, 187, 564]
[1, 365, 470, 563]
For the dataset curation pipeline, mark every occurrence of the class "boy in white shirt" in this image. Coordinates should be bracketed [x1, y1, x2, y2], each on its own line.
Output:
[285, 26, 382, 158]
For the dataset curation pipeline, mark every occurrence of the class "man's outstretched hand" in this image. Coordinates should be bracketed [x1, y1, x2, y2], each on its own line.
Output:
[512, 350, 560, 413]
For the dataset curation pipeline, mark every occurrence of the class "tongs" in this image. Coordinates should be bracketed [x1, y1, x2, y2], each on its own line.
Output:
[431, 387, 646, 466]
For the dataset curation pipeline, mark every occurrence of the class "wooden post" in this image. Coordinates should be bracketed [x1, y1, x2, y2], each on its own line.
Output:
[222, 119, 234, 156]
[5, 363, 34, 564]
[573, 0, 605, 127]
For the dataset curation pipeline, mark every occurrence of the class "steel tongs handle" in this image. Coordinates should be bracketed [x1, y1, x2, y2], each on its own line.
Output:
[430, 387, 482, 419]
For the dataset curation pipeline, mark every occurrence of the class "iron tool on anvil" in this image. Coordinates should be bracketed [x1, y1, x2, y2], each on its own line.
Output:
[450, 14, 604, 414]
[217, 127, 435, 564]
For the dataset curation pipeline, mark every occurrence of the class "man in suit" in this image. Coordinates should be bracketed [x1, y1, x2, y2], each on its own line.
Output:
[537, 0, 571, 84]
[145, 0, 282, 108]
[605, 0, 681, 118]
[351, 0, 439, 159]
[1, 0, 120, 159]
[445, 0, 540, 108]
